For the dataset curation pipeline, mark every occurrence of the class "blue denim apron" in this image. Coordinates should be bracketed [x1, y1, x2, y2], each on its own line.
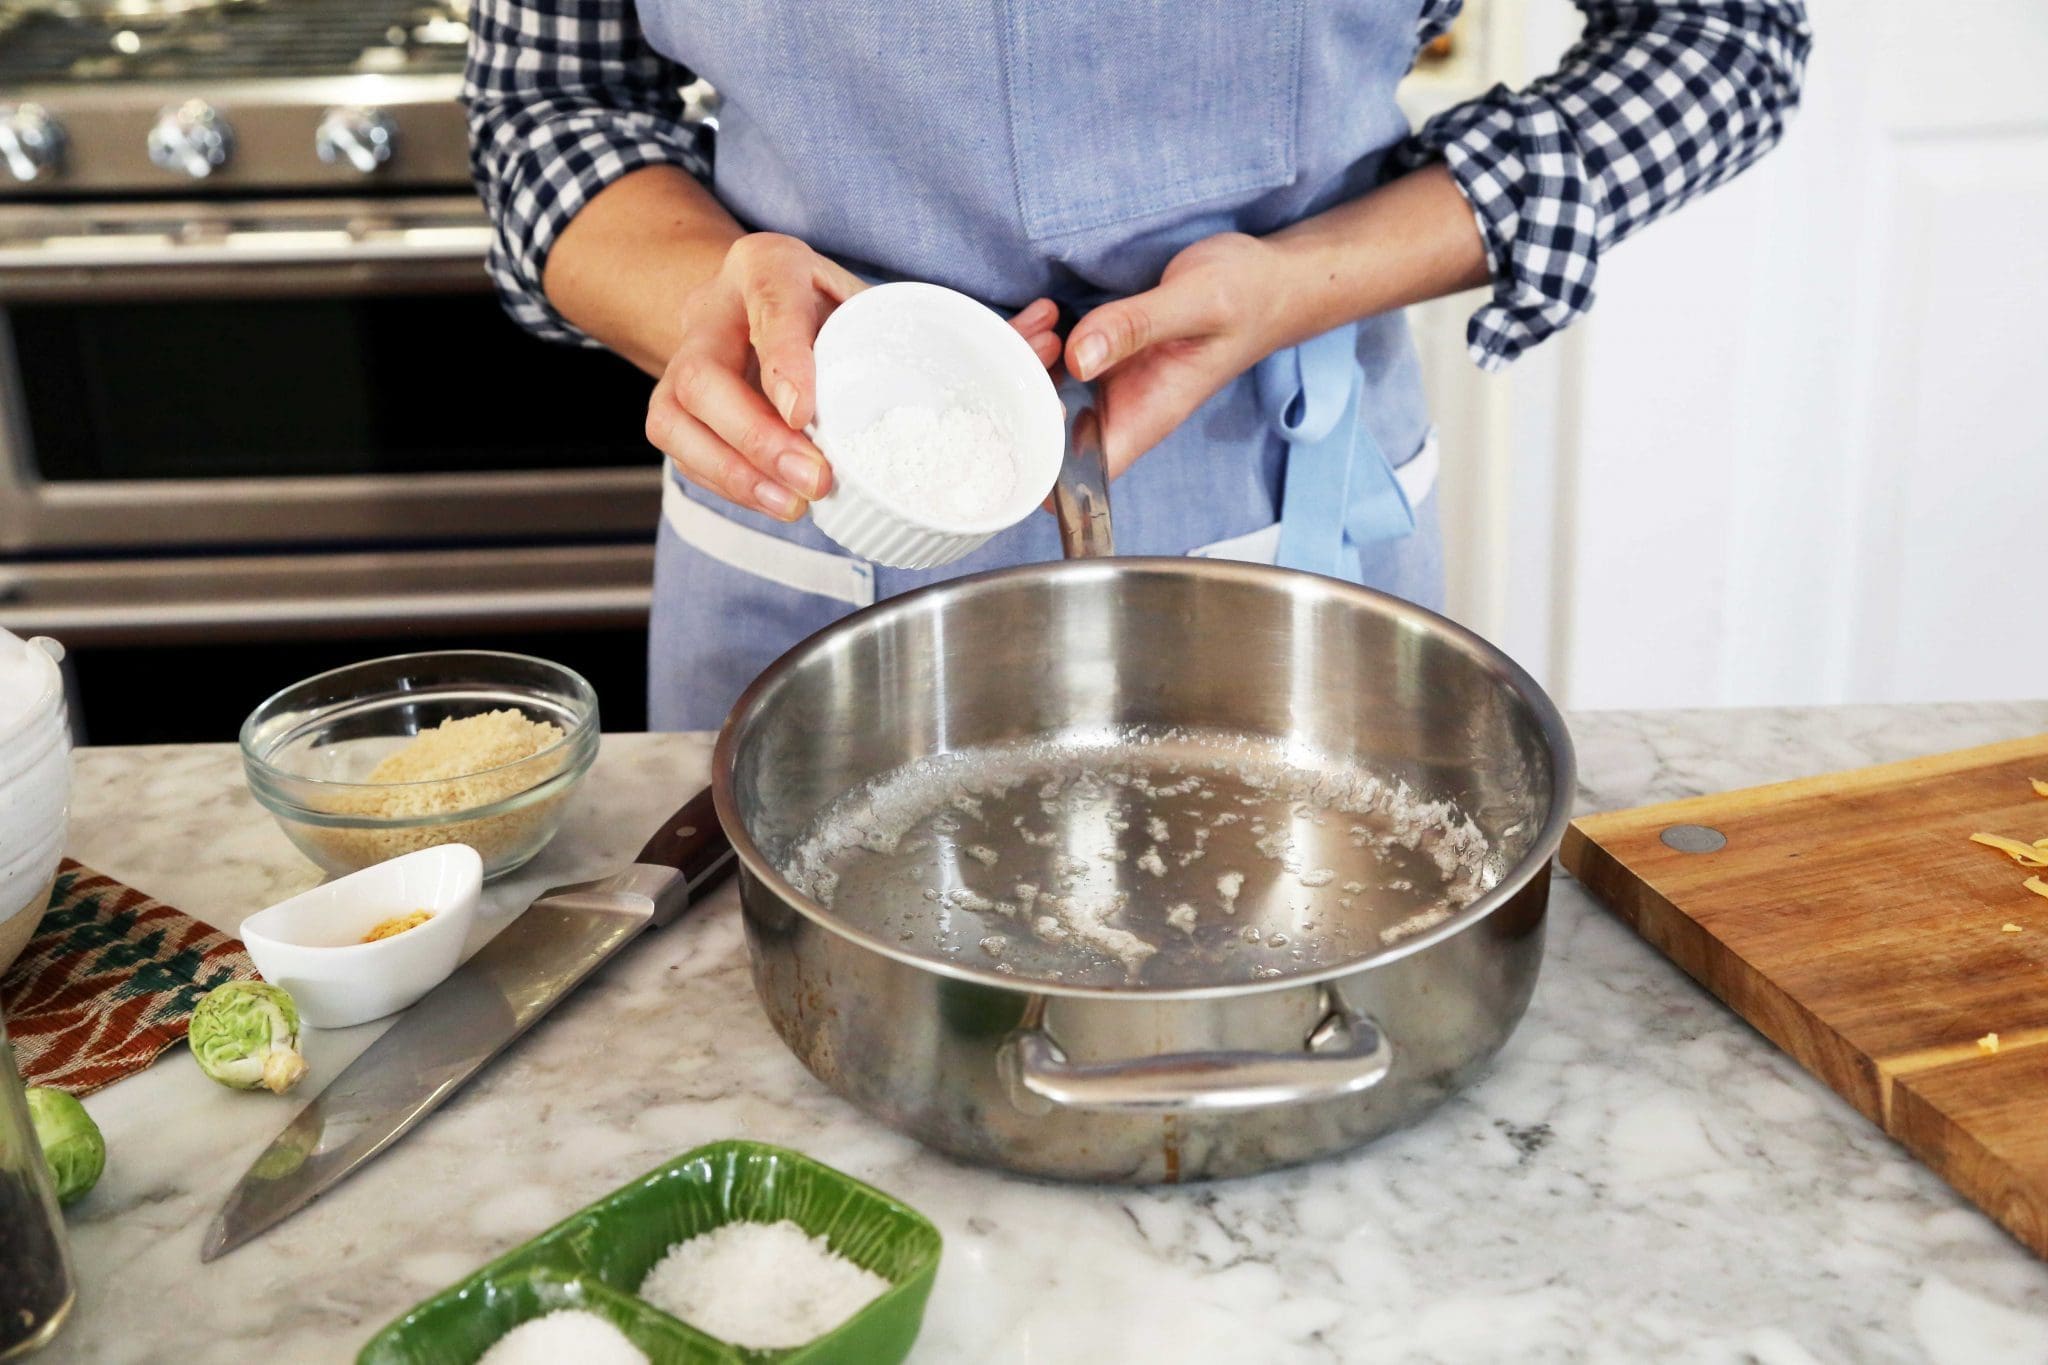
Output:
[637, 1, 1444, 730]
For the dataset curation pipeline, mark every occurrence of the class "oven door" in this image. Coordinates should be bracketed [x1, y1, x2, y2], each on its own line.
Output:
[0, 195, 661, 556]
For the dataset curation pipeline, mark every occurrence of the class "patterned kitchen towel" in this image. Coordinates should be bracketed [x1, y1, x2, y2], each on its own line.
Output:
[3, 859, 256, 1095]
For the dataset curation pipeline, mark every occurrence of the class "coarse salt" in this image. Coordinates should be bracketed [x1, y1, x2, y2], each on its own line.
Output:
[637, 1218, 890, 1350]
[478, 1310, 647, 1365]
[832, 404, 1016, 523]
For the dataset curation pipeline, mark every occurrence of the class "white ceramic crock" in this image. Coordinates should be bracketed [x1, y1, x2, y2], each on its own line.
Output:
[0, 630, 69, 974]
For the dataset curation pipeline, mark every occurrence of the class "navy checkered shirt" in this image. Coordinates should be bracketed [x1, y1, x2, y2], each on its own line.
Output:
[463, 1, 1811, 371]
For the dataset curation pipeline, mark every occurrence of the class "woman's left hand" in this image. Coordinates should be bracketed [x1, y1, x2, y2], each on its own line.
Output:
[1064, 232, 1294, 479]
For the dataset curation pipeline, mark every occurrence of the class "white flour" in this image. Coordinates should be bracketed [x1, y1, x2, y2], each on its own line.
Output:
[832, 404, 1016, 522]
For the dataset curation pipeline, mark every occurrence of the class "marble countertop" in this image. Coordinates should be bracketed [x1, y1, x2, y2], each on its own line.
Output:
[32, 702, 2048, 1364]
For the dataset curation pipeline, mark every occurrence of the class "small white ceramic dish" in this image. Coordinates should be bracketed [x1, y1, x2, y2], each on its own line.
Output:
[809, 281, 1066, 569]
[240, 843, 482, 1028]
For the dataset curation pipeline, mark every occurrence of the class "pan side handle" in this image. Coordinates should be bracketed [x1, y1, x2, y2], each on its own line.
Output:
[1054, 401, 1115, 561]
[998, 1004, 1392, 1115]
[635, 786, 738, 927]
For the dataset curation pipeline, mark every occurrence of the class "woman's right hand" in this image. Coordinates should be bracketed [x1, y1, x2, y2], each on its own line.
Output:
[645, 231, 1064, 522]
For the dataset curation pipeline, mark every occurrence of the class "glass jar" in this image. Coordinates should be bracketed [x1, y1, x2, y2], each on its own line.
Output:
[0, 1014, 74, 1359]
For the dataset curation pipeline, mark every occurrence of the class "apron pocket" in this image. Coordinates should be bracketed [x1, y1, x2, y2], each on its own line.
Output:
[999, 0, 1304, 241]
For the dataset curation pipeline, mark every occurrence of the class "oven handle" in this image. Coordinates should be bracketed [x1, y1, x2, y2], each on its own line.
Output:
[0, 225, 495, 299]
[0, 226, 492, 271]
[0, 547, 656, 646]
[0, 584, 654, 645]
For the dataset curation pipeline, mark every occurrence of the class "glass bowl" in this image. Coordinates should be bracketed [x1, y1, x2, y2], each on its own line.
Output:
[240, 652, 599, 882]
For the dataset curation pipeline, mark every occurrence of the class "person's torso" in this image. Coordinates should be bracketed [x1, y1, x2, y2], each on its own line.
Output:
[636, 1, 1437, 564]
[637, 1, 1429, 304]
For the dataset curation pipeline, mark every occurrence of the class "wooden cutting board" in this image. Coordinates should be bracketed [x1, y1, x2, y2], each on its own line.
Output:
[1560, 732, 2048, 1258]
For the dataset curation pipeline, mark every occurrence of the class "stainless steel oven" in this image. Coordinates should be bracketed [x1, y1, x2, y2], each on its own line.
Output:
[0, 193, 662, 558]
[0, 0, 671, 738]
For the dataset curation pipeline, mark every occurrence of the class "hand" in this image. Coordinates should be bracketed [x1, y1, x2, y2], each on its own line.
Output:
[645, 232, 1064, 521]
[1064, 232, 1293, 479]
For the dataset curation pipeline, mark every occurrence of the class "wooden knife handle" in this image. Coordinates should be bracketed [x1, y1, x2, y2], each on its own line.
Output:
[636, 786, 735, 891]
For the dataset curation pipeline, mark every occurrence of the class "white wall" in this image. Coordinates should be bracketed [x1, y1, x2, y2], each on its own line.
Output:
[1549, 0, 2047, 708]
[1417, 0, 2048, 710]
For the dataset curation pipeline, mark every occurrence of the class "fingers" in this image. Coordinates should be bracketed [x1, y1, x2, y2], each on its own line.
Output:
[1009, 297, 1057, 335]
[810, 253, 869, 305]
[1096, 354, 1228, 481]
[1067, 279, 1224, 382]
[653, 350, 832, 516]
[677, 351, 832, 499]
[1010, 297, 1062, 371]
[646, 232, 873, 522]
[647, 399, 807, 521]
[745, 278, 824, 431]
[729, 234, 865, 432]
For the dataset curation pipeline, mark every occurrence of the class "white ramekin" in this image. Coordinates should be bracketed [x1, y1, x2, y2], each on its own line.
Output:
[808, 282, 1066, 570]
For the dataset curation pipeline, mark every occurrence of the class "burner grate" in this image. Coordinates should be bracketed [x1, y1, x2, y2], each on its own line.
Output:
[0, 0, 468, 86]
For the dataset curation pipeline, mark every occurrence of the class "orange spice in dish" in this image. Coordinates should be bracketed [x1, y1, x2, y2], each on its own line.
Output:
[362, 911, 432, 943]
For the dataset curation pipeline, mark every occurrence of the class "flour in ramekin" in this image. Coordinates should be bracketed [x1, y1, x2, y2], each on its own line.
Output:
[832, 404, 1016, 522]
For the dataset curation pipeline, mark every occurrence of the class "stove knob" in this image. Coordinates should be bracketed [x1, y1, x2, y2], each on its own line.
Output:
[147, 100, 234, 179]
[0, 103, 66, 184]
[314, 107, 397, 176]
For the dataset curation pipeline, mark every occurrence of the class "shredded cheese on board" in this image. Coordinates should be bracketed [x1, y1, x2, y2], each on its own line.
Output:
[1969, 833, 2048, 867]
[1969, 783, 2048, 908]
[1961, 783, 2047, 1058]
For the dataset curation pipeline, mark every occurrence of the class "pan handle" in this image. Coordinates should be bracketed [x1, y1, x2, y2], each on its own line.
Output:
[999, 1004, 1392, 1114]
[635, 786, 738, 927]
[1054, 401, 1115, 560]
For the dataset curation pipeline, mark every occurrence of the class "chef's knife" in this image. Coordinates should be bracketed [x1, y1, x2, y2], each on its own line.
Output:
[202, 788, 736, 1262]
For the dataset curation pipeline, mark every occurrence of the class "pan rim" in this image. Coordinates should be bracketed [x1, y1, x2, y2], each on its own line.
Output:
[711, 556, 1576, 1000]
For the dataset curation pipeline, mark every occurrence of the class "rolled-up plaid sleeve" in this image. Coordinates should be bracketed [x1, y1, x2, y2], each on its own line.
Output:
[461, 0, 710, 344]
[1401, 2, 1813, 371]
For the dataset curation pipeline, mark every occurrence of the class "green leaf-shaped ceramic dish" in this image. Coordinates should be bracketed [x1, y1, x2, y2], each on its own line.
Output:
[358, 1140, 942, 1365]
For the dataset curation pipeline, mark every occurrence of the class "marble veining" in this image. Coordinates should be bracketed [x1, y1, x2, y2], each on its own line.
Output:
[34, 703, 2048, 1363]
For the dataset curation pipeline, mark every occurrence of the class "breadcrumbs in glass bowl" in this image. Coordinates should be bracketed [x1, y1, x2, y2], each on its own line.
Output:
[240, 652, 599, 881]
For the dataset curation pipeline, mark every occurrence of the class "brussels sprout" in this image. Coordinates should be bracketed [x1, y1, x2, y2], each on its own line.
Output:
[190, 981, 308, 1094]
[25, 1087, 104, 1207]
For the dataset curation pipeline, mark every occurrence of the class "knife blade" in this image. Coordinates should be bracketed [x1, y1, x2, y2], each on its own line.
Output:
[202, 787, 736, 1262]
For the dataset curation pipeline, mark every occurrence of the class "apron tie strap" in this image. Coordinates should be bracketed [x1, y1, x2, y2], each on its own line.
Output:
[1257, 322, 1416, 580]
